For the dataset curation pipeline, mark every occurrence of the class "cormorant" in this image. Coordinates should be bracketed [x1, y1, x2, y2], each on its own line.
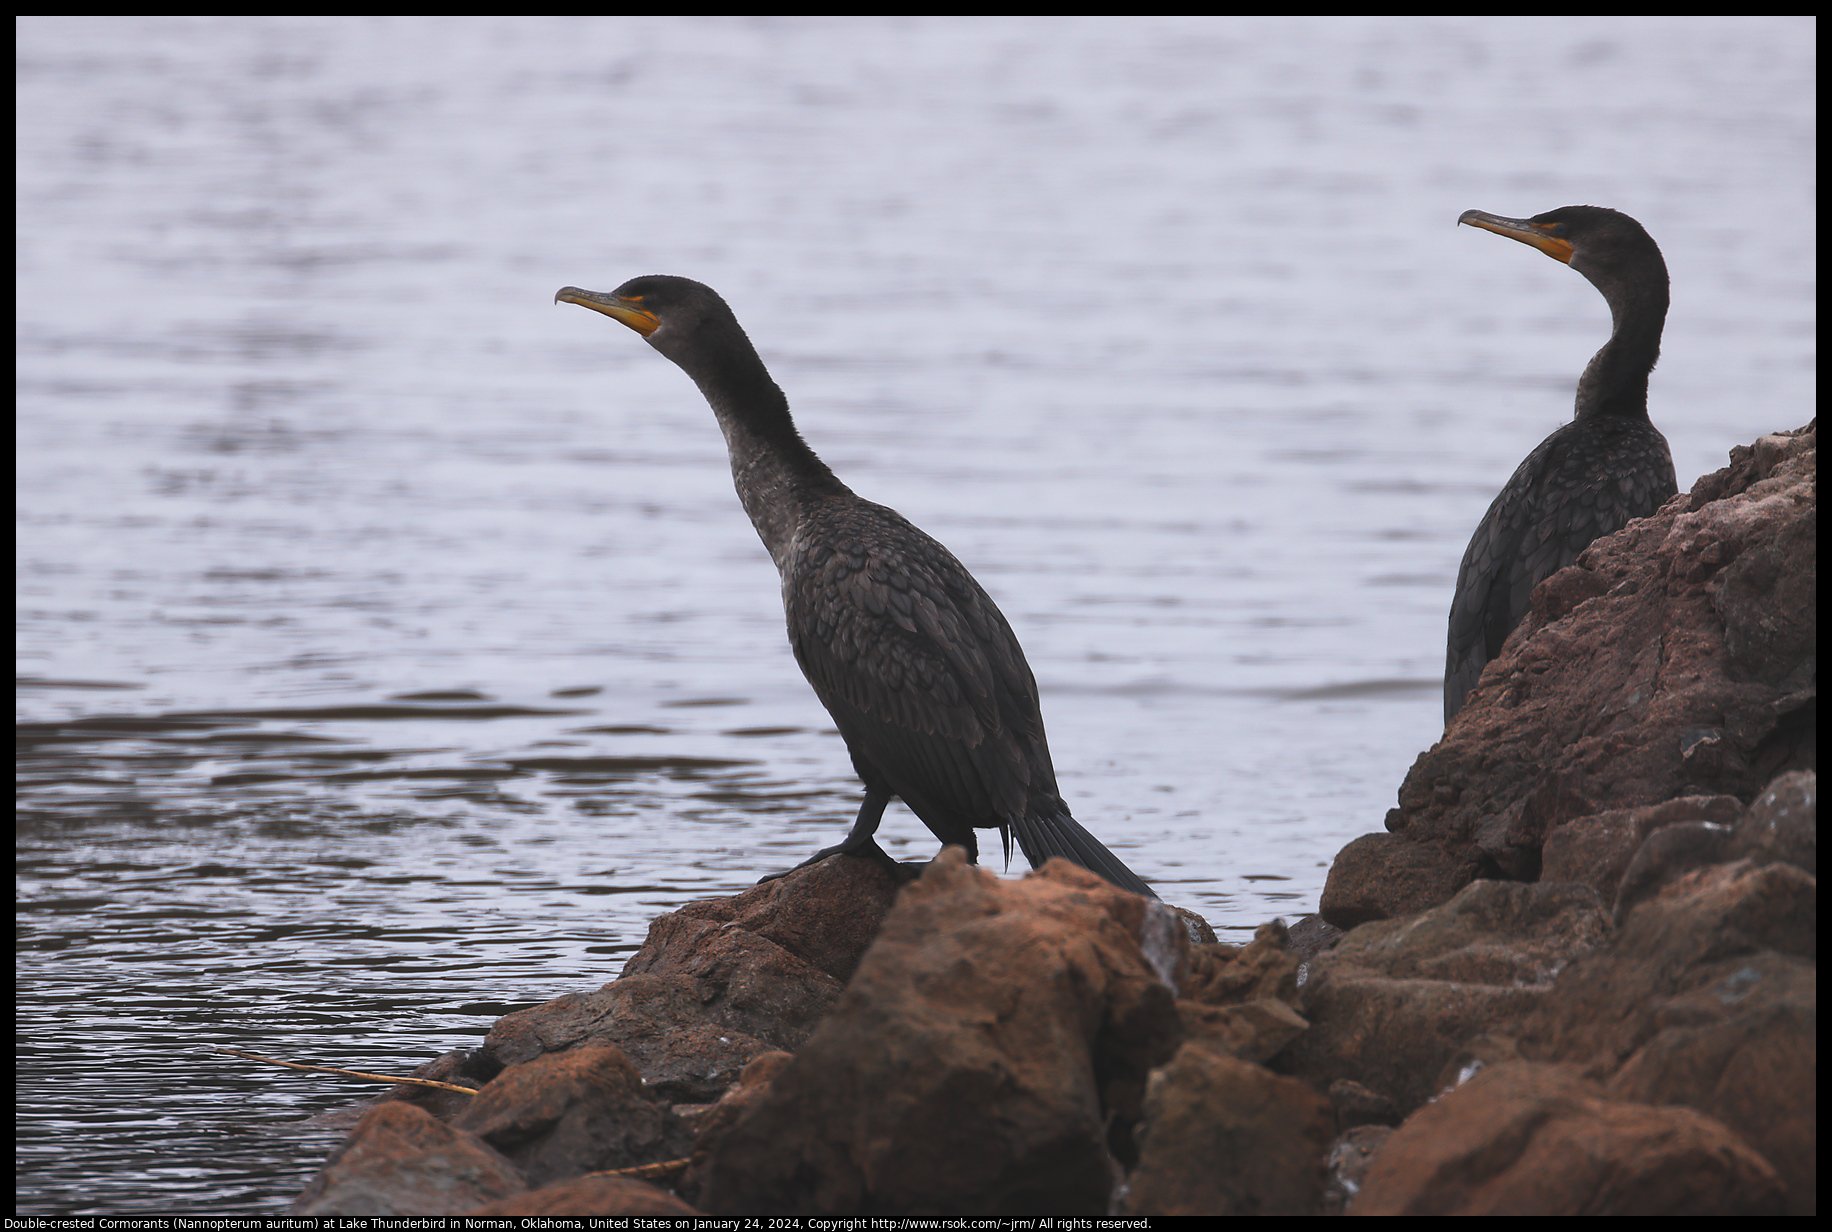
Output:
[557, 276, 1156, 898]
[1444, 206, 1678, 724]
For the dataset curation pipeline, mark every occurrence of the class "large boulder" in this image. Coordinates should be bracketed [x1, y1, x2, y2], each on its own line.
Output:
[289, 1102, 525, 1216]
[693, 850, 1184, 1216]
[1350, 1061, 1784, 1215]
[479, 852, 901, 1102]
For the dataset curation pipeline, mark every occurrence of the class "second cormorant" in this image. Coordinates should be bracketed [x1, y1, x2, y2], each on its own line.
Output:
[557, 276, 1156, 898]
[1445, 206, 1678, 724]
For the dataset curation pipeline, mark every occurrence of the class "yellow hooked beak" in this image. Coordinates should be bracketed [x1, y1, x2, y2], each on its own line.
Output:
[555, 286, 659, 336]
[1458, 210, 1574, 265]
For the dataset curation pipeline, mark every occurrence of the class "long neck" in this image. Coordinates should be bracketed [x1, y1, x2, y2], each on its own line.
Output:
[1572, 265, 1667, 422]
[668, 327, 849, 572]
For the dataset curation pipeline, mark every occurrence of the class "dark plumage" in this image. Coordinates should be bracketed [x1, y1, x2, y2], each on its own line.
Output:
[557, 275, 1155, 897]
[1445, 206, 1678, 724]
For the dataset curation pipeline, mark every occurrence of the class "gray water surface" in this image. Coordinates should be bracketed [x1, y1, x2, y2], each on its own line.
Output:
[16, 15, 1814, 1215]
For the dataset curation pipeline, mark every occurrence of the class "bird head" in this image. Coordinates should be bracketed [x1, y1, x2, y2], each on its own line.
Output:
[1458, 206, 1666, 303]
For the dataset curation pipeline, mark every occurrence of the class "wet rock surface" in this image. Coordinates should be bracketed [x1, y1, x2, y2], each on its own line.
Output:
[287, 427, 1813, 1216]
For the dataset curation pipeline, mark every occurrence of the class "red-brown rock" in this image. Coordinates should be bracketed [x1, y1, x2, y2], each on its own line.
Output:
[623, 847, 902, 990]
[289, 1101, 525, 1216]
[479, 853, 900, 1101]
[1513, 855, 1816, 1213]
[1174, 919, 1309, 1062]
[1122, 1042, 1333, 1215]
[465, 1172, 699, 1216]
[1728, 768, 1816, 874]
[452, 1041, 692, 1189]
[1350, 1061, 1785, 1215]
[1325, 423, 1815, 926]
[692, 850, 1184, 1216]
[1276, 879, 1610, 1117]
[1539, 793, 1745, 901]
[1320, 832, 1482, 930]
[677, 1049, 794, 1199]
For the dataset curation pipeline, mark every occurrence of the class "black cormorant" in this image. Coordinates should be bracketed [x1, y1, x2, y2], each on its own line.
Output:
[1444, 206, 1678, 724]
[557, 276, 1156, 897]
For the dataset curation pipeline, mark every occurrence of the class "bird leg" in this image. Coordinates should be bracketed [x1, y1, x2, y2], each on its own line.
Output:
[758, 787, 908, 882]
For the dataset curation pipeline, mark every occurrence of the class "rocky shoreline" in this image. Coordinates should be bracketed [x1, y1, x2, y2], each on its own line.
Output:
[289, 424, 1814, 1217]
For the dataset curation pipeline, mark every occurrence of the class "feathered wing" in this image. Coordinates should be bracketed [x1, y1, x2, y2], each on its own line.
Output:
[1446, 417, 1676, 722]
[783, 498, 1153, 895]
[784, 500, 1048, 844]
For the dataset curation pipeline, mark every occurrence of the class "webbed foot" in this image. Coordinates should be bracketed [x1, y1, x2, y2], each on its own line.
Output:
[758, 837, 906, 883]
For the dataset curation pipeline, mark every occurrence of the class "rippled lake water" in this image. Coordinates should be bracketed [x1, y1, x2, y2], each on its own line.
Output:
[15, 15, 1814, 1215]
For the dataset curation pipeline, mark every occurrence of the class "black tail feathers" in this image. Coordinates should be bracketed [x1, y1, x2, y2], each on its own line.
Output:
[1009, 808, 1157, 898]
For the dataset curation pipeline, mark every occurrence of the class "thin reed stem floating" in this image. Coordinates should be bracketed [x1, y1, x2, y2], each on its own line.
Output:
[214, 1047, 478, 1096]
